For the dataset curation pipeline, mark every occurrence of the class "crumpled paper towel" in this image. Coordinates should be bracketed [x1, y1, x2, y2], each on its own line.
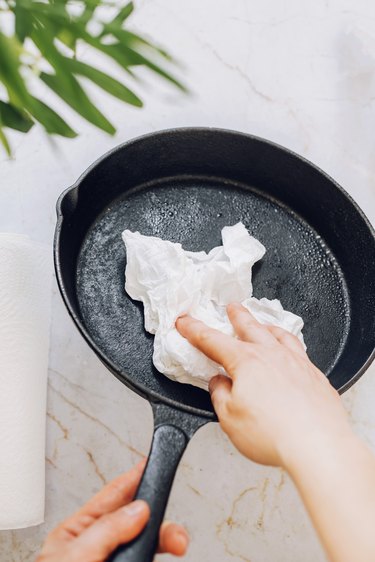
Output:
[123, 223, 304, 390]
[0, 234, 52, 529]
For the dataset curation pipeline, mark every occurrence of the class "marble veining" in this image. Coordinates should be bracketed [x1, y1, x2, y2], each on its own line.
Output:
[1, 0, 375, 560]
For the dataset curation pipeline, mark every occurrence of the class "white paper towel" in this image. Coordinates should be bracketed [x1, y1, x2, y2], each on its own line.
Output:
[0, 234, 52, 529]
[123, 223, 305, 390]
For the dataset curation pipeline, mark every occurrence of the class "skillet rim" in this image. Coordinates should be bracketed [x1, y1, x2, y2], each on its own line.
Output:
[54, 127, 375, 416]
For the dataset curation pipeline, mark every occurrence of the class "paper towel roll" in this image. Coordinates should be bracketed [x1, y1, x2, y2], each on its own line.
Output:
[0, 234, 52, 529]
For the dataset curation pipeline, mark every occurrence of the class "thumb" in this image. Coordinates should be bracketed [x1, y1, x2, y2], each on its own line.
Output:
[209, 375, 232, 420]
[73, 500, 150, 561]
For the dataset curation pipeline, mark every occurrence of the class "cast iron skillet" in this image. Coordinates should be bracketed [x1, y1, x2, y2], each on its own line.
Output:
[54, 128, 375, 562]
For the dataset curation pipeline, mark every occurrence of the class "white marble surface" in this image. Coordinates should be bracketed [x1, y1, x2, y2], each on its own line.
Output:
[1, 0, 375, 560]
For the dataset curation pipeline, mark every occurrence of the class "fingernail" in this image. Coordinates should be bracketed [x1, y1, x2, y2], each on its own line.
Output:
[175, 530, 189, 550]
[123, 500, 147, 517]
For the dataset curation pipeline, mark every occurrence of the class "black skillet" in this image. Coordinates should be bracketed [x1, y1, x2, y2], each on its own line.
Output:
[54, 128, 375, 562]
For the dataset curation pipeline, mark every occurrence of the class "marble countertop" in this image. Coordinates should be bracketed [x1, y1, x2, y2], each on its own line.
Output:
[1, 1, 375, 560]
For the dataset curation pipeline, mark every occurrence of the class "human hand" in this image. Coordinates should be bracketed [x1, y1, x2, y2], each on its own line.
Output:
[36, 459, 188, 562]
[176, 302, 351, 469]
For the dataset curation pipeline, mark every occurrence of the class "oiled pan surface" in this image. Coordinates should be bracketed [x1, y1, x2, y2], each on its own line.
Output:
[76, 177, 349, 415]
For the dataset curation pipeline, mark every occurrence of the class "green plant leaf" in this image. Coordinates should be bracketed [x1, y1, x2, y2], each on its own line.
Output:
[91, 26, 185, 89]
[0, 32, 31, 107]
[0, 0, 187, 153]
[68, 59, 143, 107]
[28, 97, 77, 137]
[93, 0, 135, 38]
[16, 0, 71, 24]
[78, 0, 101, 26]
[0, 32, 76, 138]
[107, 2, 134, 28]
[30, 4, 184, 90]
[0, 126, 11, 156]
[79, 37, 137, 78]
[14, 4, 32, 43]
[31, 21, 115, 133]
[119, 30, 173, 61]
[31, 18, 71, 65]
[41, 71, 116, 134]
[31, 13, 182, 87]
[57, 28, 76, 51]
[0, 101, 34, 132]
[102, 24, 173, 62]
[113, 40, 187, 91]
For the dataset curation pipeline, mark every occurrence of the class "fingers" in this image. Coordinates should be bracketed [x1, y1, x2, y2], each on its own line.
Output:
[74, 500, 150, 560]
[75, 506, 189, 560]
[158, 521, 189, 556]
[209, 375, 232, 420]
[227, 303, 306, 359]
[59, 459, 146, 537]
[267, 326, 307, 358]
[176, 316, 243, 374]
[227, 302, 277, 345]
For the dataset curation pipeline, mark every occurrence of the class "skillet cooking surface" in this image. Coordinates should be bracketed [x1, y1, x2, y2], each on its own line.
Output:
[76, 176, 350, 415]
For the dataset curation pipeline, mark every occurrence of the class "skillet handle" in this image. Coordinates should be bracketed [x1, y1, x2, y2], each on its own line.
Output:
[107, 403, 208, 562]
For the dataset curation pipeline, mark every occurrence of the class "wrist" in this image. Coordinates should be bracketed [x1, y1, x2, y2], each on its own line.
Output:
[278, 420, 357, 476]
